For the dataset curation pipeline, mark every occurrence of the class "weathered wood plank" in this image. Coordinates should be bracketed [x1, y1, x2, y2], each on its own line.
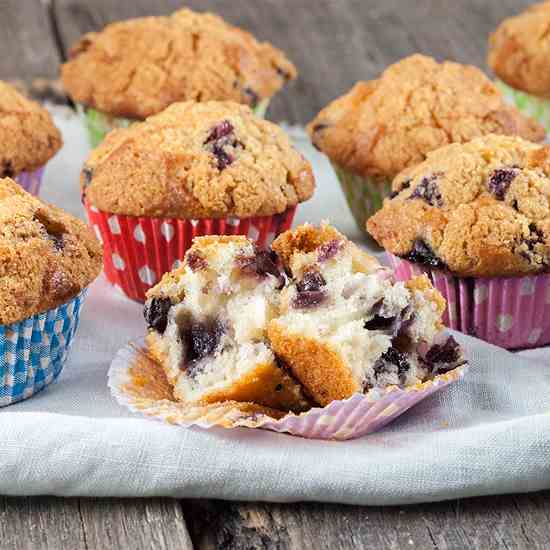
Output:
[53, 0, 534, 124]
[183, 492, 550, 550]
[0, 0, 60, 81]
[0, 497, 193, 550]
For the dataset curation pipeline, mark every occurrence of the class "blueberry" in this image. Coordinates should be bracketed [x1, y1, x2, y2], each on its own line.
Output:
[423, 335, 463, 374]
[143, 297, 172, 334]
[1, 160, 14, 178]
[292, 290, 327, 309]
[82, 166, 94, 187]
[408, 175, 443, 207]
[204, 120, 244, 171]
[186, 251, 208, 272]
[373, 346, 410, 377]
[244, 87, 259, 108]
[487, 167, 518, 200]
[317, 240, 343, 262]
[405, 239, 446, 269]
[364, 303, 414, 338]
[34, 213, 66, 252]
[296, 270, 326, 293]
[237, 248, 284, 287]
[390, 178, 411, 199]
[181, 319, 225, 372]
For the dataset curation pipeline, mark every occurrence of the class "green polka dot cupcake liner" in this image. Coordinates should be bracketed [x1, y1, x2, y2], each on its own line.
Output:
[78, 99, 271, 148]
[387, 254, 550, 350]
[495, 79, 550, 134]
[331, 163, 393, 231]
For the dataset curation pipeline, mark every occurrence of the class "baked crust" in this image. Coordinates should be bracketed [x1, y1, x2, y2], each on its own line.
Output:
[82, 101, 315, 219]
[0, 178, 103, 325]
[0, 81, 62, 175]
[61, 8, 296, 119]
[307, 54, 544, 179]
[488, 2, 550, 97]
[367, 134, 550, 277]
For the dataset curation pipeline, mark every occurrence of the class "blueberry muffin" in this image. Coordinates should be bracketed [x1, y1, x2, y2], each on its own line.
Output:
[0, 81, 62, 195]
[144, 235, 311, 412]
[61, 8, 297, 145]
[307, 54, 545, 230]
[143, 223, 466, 411]
[368, 134, 550, 348]
[0, 178, 102, 406]
[268, 224, 462, 406]
[83, 100, 315, 302]
[489, 2, 550, 131]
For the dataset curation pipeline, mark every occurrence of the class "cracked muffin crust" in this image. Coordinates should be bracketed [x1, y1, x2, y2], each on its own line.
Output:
[61, 8, 297, 120]
[82, 101, 315, 219]
[307, 55, 545, 179]
[488, 2, 550, 97]
[144, 224, 465, 411]
[0, 178, 103, 325]
[0, 81, 62, 177]
[367, 134, 550, 277]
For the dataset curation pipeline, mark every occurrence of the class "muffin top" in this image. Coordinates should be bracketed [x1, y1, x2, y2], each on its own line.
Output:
[367, 134, 550, 278]
[307, 55, 545, 179]
[0, 81, 62, 177]
[488, 2, 550, 97]
[61, 8, 297, 120]
[82, 101, 315, 219]
[0, 178, 103, 325]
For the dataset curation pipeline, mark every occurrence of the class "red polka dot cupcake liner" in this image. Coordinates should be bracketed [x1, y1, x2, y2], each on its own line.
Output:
[14, 167, 45, 196]
[84, 201, 297, 303]
[387, 254, 550, 350]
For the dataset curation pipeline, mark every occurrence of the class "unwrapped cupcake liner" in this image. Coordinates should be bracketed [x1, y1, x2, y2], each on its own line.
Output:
[79, 100, 271, 147]
[332, 163, 393, 231]
[108, 338, 468, 441]
[0, 290, 87, 407]
[496, 79, 550, 133]
[387, 254, 550, 349]
[14, 167, 45, 196]
[85, 201, 296, 303]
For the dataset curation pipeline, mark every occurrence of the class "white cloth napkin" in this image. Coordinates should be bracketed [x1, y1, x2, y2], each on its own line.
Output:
[0, 112, 549, 505]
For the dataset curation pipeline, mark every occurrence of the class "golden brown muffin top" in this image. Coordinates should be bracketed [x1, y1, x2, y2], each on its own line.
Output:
[0, 81, 62, 176]
[82, 101, 315, 219]
[0, 178, 103, 325]
[367, 134, 550, 277]
[308, 55, 545, 179]
[61, 8, 297, 119]
[488, 2, 550, 97]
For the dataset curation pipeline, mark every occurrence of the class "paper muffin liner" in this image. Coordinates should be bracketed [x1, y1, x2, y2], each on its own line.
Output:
[0, 290, 88, 407]
[387, 254, 550, 349]
[14, 167, 45, 196]
[495, 79, 550, 133]
[331, 163, 393, 231]
[85, 201, 296, 303]
[108, 338, 468, 441]
[79, 101, 271, 148]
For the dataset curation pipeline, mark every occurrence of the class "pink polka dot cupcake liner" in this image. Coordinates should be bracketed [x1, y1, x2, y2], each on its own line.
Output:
[387, 254, 550, 350]
[14, 167, 45, 196]
[84, 201, 297, 303]
[108, 338, 468, 441]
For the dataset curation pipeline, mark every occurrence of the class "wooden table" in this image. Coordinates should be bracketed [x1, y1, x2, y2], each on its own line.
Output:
[2, 1, 550, 548]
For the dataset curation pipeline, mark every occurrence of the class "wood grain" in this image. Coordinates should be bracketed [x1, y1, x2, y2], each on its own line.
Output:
[0, 497, 192, 550]
[53, 0, 534, 124]
[183, 492, 550, 550]
[0, 0, 60, 81]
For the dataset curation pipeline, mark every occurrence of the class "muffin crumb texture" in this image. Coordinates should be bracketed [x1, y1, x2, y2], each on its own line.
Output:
[367, 134, 550, 277]
[144, 224, 465, 411]
[0, 81, 62, 176]
[308, 54, 545, 179]
[488, 2, 550, 97]
[82, 101, 315, 219]
[0, 178, 103, 325]
[61, 8, 297, 119]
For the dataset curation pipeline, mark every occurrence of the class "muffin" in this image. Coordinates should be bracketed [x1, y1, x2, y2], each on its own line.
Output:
[489, 2, 550, 132]
[0, 178, 102, 406]
[0, 81, 62, 195]
[83, 100, 315, 302]
[368, 134, 550, 349]
[61, 8, 297, 146]
[308, 54, 545, 231]
[141, 223, 467, 416]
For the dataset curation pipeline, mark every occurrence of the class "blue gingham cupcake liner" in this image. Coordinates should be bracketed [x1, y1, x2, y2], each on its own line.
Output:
[0, 289, 88, 407]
